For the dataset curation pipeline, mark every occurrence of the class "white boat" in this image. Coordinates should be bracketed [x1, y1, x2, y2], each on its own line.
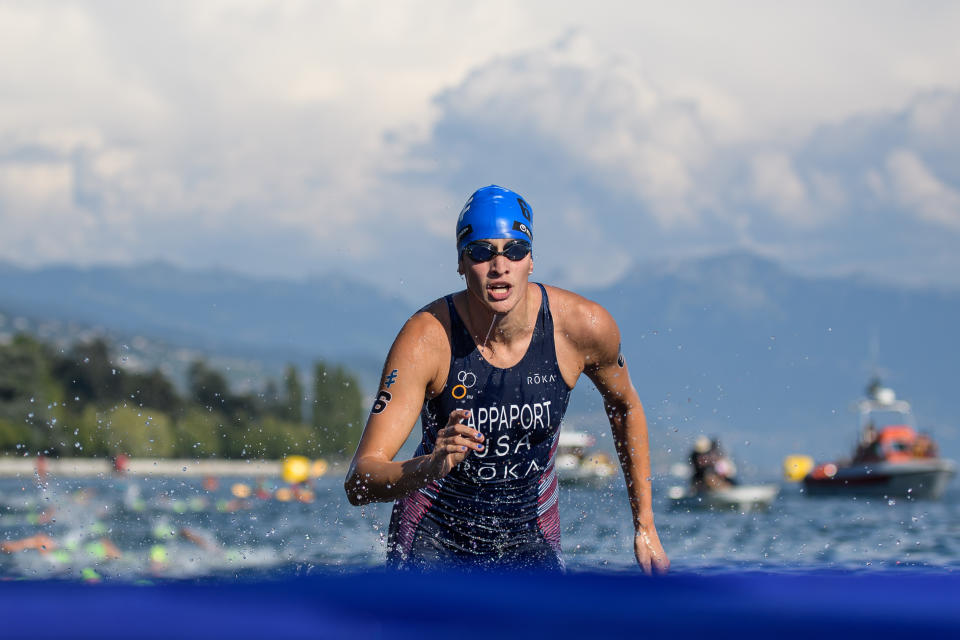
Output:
[668, 484, 780, 512]
[555, 430, 617, 485]
[803, 381, 956, 499]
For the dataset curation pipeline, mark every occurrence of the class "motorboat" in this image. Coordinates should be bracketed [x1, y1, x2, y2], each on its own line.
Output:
[668, 483, 780, 512]
[802, 381, 956, 499]
[803, 458, 956, 499]
[668, 434, 779, 511]
[555, 429, 617, 485]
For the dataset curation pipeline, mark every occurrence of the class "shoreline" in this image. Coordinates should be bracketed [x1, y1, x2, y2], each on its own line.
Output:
[0, 456, 346, 478]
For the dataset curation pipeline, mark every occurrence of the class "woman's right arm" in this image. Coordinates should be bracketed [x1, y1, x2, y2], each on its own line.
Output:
[343, 310, 483, 506]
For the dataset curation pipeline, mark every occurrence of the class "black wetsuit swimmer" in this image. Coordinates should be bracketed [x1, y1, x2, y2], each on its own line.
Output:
[386, 284, 572, 571]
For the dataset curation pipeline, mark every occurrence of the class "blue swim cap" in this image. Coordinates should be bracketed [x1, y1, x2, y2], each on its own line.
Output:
[456, 185, 533, 252]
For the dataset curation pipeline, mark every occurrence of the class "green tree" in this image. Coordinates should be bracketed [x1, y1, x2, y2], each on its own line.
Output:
[125, 368, 180, 414]
[282, 364, 303, 422]
[244, 415, 314, 459]
[52, 338, 124, 407]
[187, 360, 263, 423]
[80, 404, 176, 458]
[174, 407, 224, 458]
[0, 334, 65, 453]
[74, 406, 109, 457]
[219, 412, 254, 458]
[311, 361, 365, 457]
[0, 417, 31, 453]
[187, 360, 231, 413]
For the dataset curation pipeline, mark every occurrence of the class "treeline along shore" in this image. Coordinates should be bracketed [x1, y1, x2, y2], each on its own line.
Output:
[0, 333, 366, 461]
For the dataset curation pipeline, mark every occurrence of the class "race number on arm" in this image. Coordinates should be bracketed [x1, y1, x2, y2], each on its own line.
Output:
[344, 304, 484, 505]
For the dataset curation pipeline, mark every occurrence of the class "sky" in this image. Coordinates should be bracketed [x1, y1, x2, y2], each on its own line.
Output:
[2, 1, 960, 302]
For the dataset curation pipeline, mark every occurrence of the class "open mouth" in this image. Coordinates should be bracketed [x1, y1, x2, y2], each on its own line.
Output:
[486, 282, 512, 301]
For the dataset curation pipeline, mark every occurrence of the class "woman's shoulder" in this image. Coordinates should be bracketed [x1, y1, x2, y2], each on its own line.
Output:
[541, 284, 611, 324]
[540, 284, 619, 347]
[396, 293, 457, 345]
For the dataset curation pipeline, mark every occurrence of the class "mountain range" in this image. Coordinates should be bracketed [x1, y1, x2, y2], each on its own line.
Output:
[2, 254, 958, 473]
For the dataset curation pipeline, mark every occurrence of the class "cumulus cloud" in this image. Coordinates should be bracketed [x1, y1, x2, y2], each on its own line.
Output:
[383, 31, 745, 288]
[885, 149, 960, 229]
[3, 3, 960, 297]
[790, 90, 960, 230]
[420, 31, 716, 227]
[394, 37, 960, 289]
[0, 2, 528, 277]
[747, 153, 812, 224]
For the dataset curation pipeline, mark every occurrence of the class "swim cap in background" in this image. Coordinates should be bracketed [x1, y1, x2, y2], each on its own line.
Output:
[456, 185, 533, 252]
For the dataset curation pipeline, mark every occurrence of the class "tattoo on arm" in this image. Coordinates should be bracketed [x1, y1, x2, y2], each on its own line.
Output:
[385, 369, 399, 387]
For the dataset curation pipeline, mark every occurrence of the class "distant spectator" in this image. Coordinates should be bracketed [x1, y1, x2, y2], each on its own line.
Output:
[711, 439, 738, 485]
[113, 453, 130, 474]
[689, 436, 734, 493]
[912, 432, 939, 459]
[35, 454, 48, 483]
[854, 422, 881, 462]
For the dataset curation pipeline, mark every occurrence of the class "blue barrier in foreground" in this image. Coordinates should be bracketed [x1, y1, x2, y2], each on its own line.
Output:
[1, 570, 958, 638]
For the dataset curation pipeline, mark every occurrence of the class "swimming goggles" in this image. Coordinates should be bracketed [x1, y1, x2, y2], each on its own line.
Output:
[461, 240, 531, 263]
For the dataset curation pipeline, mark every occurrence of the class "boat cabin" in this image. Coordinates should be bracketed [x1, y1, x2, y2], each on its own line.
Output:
[874, 425, 916, 463]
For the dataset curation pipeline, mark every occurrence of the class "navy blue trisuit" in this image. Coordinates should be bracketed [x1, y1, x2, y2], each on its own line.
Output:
[386, 283, 573, 571]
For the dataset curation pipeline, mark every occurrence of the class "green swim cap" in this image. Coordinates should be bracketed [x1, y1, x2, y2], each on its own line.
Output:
[150, 544, 168, 564]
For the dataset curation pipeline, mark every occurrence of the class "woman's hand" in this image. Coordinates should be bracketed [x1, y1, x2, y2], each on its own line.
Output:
[634, 524, 669, 575]
[429, 409, 485, 478]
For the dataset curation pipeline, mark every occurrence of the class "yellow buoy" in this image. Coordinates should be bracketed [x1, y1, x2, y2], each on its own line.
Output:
[783, 454, 815, 482]
[282, 455, 310, 484]
[310, 459, 329, 478]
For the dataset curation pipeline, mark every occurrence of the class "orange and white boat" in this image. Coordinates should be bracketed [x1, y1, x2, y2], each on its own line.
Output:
[803, 382, 956, 499]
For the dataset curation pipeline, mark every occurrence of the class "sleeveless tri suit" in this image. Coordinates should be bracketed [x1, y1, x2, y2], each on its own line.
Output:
[386, 284, 572, 570]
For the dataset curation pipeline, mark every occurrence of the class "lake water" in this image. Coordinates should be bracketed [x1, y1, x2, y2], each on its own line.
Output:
[1, 472, 958, 580]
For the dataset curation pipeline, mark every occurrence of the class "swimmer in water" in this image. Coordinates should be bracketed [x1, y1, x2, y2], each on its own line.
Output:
[1, 533, 57, 554]
[345, 185, 669, 574]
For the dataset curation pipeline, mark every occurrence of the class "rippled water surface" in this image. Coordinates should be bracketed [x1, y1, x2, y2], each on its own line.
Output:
[1, 473, 958, 580]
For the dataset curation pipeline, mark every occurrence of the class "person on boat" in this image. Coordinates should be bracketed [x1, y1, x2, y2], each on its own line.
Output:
[710, 439, 738, 485]
[912, 432, 939, 458]
[344, 185, 668, 574]
[853, 422, 881, 462]
[689, 435, 713, 490]
[689, 436, 734, 493]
